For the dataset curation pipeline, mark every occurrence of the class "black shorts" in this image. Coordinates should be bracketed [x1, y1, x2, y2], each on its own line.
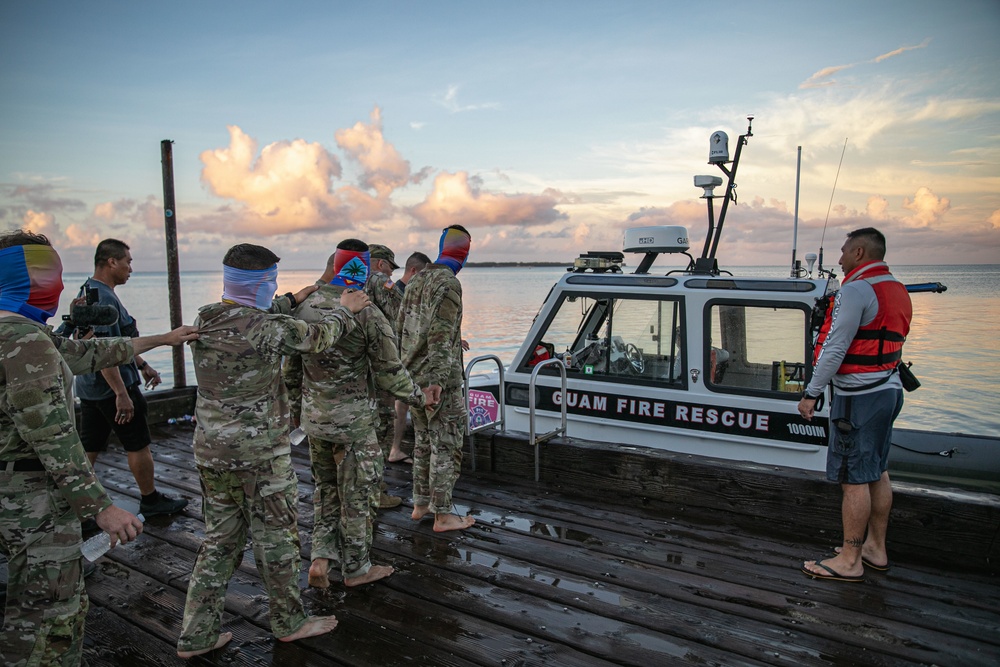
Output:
[79, 384, 152, 453]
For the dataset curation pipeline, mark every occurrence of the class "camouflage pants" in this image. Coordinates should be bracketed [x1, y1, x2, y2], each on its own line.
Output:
[177, 456, 307, 653]
[409, 387, 465, 514]
[373, 390, 395, 458]
[0, 470, 87, 667]
[308, 432, 382, 578]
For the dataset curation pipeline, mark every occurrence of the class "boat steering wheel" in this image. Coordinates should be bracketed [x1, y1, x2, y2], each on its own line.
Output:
[624, 343, 645, 375]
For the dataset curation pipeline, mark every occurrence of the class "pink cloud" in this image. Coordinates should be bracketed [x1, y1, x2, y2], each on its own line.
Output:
[22, 209, 58, 237]
[902, 187, 950, 227]
[198, 125, 352, 234]
[410, 171, 566, 229]
[335, 106, 416, 198]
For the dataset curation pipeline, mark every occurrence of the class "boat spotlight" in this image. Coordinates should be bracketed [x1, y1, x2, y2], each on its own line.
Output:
[694, 175, 724, 199]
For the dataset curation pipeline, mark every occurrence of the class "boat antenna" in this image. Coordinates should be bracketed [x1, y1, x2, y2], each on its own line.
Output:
[817, 137, 848, 276]
[790, 145, 802, 277]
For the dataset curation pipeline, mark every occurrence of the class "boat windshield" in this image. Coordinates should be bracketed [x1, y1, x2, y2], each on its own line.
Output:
[520, 293, 685, 386]
[705, 299, 811, 397]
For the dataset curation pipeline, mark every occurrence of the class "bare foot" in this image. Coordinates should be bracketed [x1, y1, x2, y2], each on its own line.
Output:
[345, 564, 394, 587]
[834, 545, 888, 569]
[411, 505, 431, 521]
[177, 632, 232, 658]
[433, 514, 475, 533]
[278, 615, 339, 642]
[308, 558, 330, 589]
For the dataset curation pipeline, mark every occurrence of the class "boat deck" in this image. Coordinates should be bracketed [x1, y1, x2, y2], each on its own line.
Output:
[11, 422, 1000, 666]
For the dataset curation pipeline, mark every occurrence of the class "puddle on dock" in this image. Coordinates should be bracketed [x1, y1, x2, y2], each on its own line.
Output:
[383, 525, 625, 607]
[472, 507, 604, 547]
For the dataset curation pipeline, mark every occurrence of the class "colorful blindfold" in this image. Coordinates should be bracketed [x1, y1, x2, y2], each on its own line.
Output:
[329, 249, 370, 289]
[222, 264, 279, 310]
[436, 227, 471, 275]
[0, 244, 64, 324]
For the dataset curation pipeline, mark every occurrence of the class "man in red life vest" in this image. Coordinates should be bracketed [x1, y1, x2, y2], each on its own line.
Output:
[798, 227, 912, 582]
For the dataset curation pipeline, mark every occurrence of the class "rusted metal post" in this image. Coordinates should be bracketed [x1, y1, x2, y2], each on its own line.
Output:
[160, 140, 186, 388]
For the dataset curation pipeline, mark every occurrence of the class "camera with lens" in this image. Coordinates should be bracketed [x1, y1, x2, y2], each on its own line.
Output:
[61, 285, 118, 337]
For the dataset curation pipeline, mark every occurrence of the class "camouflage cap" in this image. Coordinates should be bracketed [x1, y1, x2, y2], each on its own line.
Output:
[368, 244, 399, 270]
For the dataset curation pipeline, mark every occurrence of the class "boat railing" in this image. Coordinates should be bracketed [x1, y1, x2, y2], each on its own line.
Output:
[528, 358, 568, 482]
[464, 354, 507, 472]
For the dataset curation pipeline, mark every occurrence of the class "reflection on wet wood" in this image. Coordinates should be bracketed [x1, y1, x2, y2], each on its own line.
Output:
[5, 422, 997, 666]
[475, 430, 1000, 574]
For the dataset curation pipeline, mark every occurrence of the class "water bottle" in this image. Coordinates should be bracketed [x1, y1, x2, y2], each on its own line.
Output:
[80, 513, 144, 562]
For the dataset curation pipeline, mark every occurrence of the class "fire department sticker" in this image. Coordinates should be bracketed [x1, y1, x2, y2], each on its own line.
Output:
[468, 389, 499, 428]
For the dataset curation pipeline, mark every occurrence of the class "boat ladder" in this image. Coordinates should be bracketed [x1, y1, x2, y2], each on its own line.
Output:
[528, 358, 568, 482]
[464, 355, 507, 472]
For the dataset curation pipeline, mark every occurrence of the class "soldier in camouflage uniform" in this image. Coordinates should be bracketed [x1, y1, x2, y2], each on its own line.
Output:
[284, 240, 439, 588]
[396, 226, 476, 533]
[177, 244, 370, 659]
[362, 244, 405, 508]
[0, 230, 198, 667]
[387, 252, 431, 465]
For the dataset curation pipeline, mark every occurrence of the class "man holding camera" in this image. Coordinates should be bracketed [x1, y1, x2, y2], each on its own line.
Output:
[71, 239, 188, 519]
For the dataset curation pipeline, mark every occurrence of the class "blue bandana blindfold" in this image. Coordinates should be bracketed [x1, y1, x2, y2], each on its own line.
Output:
[222, 264, 279, 310]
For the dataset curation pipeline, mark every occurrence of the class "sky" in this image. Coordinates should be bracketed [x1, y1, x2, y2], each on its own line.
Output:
[2, 1, 999, 273]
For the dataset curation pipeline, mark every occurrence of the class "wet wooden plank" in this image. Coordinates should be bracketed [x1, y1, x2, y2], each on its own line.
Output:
[480, 431, 1000, 573]
[41, 422, 1000, 667]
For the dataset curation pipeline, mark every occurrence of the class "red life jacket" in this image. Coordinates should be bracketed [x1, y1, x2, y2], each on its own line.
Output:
[813, 262, 912, 374]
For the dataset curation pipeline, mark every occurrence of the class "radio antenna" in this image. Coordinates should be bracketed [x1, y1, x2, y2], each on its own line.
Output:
[817, 137, 848, 275]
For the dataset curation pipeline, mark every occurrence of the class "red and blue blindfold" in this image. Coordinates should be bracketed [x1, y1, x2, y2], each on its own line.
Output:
[0, 244, 64, 324]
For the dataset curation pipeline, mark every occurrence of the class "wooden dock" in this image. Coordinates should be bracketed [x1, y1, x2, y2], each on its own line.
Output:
[5, 421, 999, 666]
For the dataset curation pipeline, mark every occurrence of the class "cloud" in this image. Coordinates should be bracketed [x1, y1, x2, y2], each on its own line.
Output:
[866, 196, 890, 220]
[990, 210, 1000, 230]
[197, 124, 390, 235]
[409, 171, 566, 229]
[335, 106, 418, 198]
[800, 40, 930, 89]
[437, 84, 500, 113]
[800, 65, 854, 89]
[22, 209, 59, 237]
[873, 39, 930, 63]
[901, 187, 950, 227]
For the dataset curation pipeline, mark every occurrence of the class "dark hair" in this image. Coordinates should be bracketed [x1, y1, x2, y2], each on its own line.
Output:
[846, 227, 886, 260]
[337, 238, 369, 252]
[223, 244, 280, 270]
[405, 251, 431, 271]
[94, 238, 130, 267]
[446, 224, 471, 238]
[325, 239, 368, 269]
[0, 229, 51, 249]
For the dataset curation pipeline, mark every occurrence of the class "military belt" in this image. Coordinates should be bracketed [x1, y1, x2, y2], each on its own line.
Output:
[2, 458, 46, 472]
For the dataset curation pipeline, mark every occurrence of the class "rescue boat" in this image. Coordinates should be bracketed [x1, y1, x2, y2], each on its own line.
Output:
[464, 118, 1000, 493]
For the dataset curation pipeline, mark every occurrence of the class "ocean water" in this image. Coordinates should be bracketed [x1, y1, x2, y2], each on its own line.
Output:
[57, 263, 1000, 437]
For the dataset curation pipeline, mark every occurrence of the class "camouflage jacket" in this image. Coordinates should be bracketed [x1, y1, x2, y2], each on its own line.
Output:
[190, 296, 356, 469]
[1, 315, 133, 519]
[284, 282, 426, 440]
[364, 271, 402, 326]
[396, 264, 464, 389]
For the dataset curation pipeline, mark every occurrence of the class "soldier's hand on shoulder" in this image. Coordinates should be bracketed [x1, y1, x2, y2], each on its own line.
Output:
[293, 284, 320, 305]
[341, 289, 370, 313]
[167, 325, 200, 345]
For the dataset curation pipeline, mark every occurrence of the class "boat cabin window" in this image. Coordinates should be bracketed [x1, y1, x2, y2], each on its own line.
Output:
[706, 300, 810, 398]
[521, 294, 685, 386]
